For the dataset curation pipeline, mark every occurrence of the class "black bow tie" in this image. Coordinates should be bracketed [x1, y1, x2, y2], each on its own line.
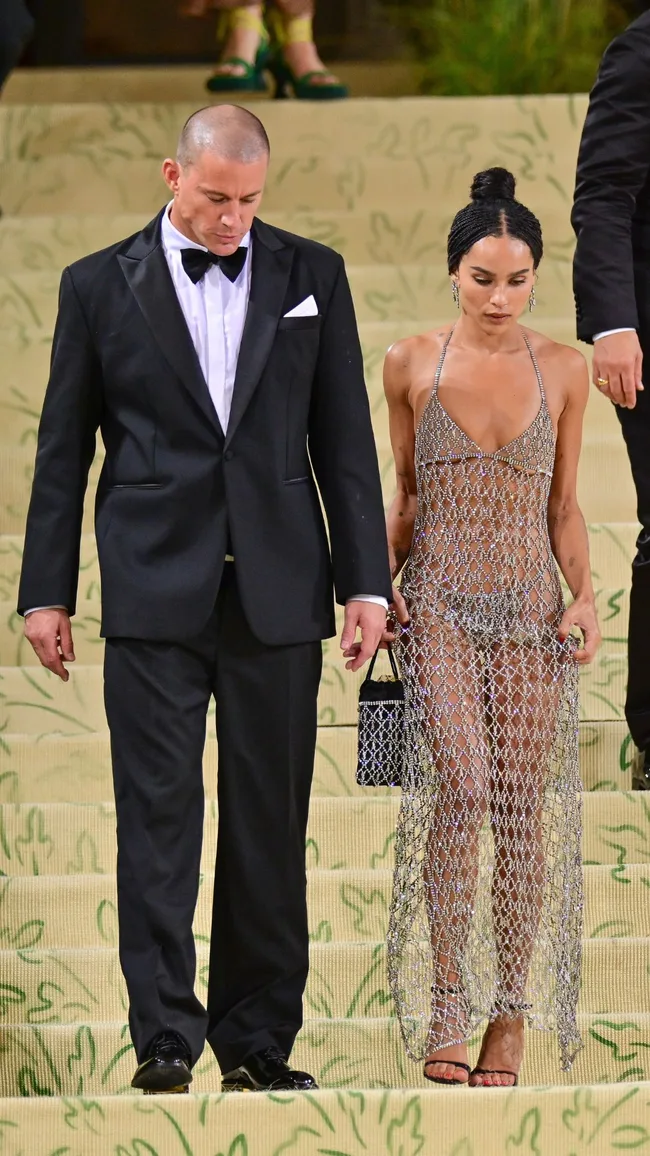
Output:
[180, 246, 248, 285]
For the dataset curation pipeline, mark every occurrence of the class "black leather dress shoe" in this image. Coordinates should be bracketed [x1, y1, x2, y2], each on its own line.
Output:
[131, 1031, 193, 1094]
[221, 1046, 318, 1092]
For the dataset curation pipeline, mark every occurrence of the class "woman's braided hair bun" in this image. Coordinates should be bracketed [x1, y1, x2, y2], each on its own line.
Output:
[470, 167, 517, 203]
[447, 166, 543, 273]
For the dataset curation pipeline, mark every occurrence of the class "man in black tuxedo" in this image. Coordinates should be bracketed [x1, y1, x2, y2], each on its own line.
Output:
[572, 10, 650, 788]
[18, 104, 391, 1093]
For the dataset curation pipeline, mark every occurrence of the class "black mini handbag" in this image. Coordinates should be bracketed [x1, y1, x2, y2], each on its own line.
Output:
[356, 644, 405, 787]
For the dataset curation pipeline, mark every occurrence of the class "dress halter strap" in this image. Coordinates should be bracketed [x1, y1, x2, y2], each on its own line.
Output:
[521, 332, 547, 407]
[433, 326, 547, 409]
[433, 325, 456, 394]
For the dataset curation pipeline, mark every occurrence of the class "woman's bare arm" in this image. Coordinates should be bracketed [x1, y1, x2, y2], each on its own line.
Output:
[384, 341, 418, 580]
[547, 348, 601, 663]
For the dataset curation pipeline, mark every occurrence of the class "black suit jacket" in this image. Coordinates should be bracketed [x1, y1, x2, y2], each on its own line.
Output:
[18, 211, 392, 644]
[572, 11, 650, 345]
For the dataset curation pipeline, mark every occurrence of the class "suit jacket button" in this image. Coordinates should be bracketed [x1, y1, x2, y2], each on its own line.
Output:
[224, 450, 233, 461]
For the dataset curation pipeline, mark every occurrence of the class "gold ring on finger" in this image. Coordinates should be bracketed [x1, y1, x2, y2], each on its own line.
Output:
[596, 377, 609, 388]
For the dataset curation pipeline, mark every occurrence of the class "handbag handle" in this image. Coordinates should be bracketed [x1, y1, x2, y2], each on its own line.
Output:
[363, 643, 400, 684]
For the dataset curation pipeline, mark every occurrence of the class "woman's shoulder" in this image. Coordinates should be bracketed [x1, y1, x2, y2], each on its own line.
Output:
[521, 327, 587, 376]
[385, 325, 452, 371]
[521, 327, 589, 407]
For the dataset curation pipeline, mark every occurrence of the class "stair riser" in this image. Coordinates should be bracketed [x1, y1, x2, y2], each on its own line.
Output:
[1, 96, 587, 163]
[0, 720, 636, 800]
[0, 1014, 647, 1097]
[0, 1083, 648, 1156]
[0, 651, 632, 731]
[0, 794, 647, 876]
[2, 867, 648, 949]
[0, 939, 645, 1026]
[5, 156, 583, 216]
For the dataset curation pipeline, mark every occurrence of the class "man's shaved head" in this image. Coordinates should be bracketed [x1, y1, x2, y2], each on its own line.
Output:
[162, 104, 269, 257]
[177, 104, 270, 168]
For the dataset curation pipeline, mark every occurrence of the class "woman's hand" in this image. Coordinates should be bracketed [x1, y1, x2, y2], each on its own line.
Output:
[558, 598, 601, 664]
[381, 584, 410, 647]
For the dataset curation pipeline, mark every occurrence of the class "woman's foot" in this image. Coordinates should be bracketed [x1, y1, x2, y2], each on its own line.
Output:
[469, 1015, 525, 1087]
[210, 4, 264, 79]
[282, 39, 342, 88]
[424, 1042, 470, 1085]
[267, 12, 347, 98]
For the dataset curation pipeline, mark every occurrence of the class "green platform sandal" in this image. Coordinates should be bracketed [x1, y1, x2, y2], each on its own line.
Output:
[206, 7, 270, 95]
[267, 12, 348, 101]
[268, 57, 348, 101]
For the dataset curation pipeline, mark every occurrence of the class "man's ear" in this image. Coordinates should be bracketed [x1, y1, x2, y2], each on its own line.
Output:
[162, 158, 181, 194]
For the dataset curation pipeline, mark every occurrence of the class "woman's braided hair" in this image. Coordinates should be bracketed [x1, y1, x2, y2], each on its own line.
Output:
[447, 168, 543, 274]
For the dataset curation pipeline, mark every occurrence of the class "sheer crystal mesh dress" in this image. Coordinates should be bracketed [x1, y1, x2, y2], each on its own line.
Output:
[388, 328, 583, 1072]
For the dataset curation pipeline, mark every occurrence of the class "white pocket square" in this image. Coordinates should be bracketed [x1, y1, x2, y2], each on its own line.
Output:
[283, 295, 318, 318]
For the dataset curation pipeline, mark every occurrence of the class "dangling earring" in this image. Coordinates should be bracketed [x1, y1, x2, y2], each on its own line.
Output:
[529, 286, 536, 312]
[452, 280, 460, 309]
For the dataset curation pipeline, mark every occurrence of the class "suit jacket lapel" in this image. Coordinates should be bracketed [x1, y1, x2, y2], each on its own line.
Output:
[117, 211, 224, 439]
[225, 219, 294, 448]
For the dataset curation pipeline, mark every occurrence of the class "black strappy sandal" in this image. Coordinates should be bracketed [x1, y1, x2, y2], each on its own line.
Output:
[423, 983, 471, 1086]
[470, 999, 529, 1087]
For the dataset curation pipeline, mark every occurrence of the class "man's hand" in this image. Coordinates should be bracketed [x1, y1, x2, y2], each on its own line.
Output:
[340, 601, 387, 672]
[24, 609, 75, 682]
[593, 330, 644, 408]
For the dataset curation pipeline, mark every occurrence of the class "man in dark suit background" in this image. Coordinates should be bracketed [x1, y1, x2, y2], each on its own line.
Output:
[18, 104, 392, 1093]
[572, 9, 650, 788]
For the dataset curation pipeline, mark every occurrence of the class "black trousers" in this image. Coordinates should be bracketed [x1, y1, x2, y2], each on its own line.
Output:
[103, 563, 323, 1073]
[617, 374, 650, 750]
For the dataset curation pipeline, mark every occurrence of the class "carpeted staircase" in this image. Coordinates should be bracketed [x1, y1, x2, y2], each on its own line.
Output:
[0, 88, 649, 1154]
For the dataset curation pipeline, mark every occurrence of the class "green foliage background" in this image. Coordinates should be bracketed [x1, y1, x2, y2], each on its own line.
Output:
[383, 0, 630, 95]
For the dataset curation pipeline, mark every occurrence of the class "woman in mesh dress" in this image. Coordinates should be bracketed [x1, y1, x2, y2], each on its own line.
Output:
[384, 168, 600, 1087]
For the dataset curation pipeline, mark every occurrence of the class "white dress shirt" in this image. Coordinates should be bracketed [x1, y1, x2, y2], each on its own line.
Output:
[161, 205, 251, 435]
[27, 205, 387, 613]
[594, 328, 635, 340]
